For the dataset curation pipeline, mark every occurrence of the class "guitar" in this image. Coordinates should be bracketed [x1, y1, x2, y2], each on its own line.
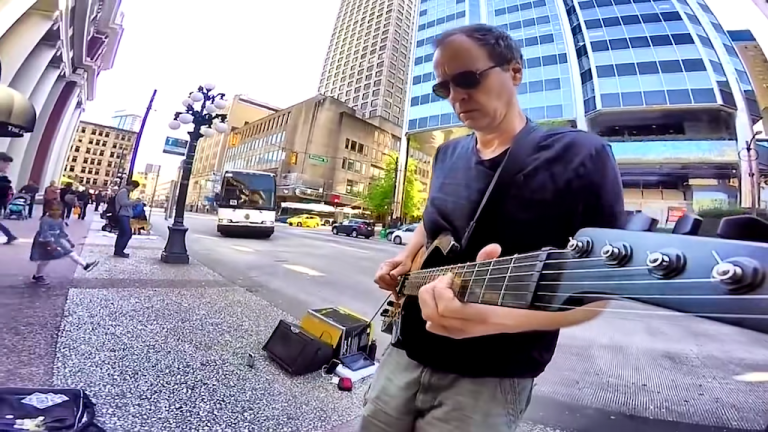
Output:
[381, 228, 768, 338]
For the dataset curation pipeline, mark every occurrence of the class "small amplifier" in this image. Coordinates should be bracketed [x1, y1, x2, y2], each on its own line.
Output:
[300, 307, 373, 359]
[262, 319, 334, 376]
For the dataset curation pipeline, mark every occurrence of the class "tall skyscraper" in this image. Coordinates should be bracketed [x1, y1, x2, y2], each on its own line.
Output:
[727, 30, 768, 122]
[398, 0, 763, 218]
[318, 0, 417, 128]
[111, 110, 142, 132]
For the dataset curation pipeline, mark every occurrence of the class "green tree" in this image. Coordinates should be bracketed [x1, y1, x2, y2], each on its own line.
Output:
[364, 155, 424, 221]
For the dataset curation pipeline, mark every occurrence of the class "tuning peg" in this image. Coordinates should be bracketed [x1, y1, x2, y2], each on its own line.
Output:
[671, 212, 702, 236]
[718, 215, 768, 244]
[380, 308, 390, 317]
[625, 212, 659, 232]
[386, 300, 396, 307]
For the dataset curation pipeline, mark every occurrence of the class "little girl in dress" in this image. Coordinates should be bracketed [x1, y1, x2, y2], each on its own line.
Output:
[30, 201, 99, 285]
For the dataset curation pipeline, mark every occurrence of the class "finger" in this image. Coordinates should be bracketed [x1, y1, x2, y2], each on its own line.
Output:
[432, 282, 460, 316]
[476, 243, 502, 262]
[390, 262, 410, 278]
[419, 283, 439, 322]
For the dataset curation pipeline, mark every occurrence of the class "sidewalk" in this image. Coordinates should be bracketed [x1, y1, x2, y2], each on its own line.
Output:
[0, 207, 91, 387]
[48, 219, 364, 431]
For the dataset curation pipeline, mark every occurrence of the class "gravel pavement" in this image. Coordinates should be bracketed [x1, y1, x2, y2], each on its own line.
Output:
[52, 222, 365, 431]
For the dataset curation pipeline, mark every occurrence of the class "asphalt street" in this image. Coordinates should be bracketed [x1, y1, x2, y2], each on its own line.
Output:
[150, 212, 768, 432]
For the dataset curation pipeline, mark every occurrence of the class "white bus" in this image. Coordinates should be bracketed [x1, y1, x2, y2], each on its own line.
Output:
[216, 169, 276, 238]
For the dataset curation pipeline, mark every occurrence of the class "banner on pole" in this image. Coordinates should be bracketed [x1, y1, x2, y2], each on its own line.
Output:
[163, 137, 188, 156]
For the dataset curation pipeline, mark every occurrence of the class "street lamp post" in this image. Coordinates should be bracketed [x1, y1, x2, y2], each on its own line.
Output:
[384, 152, 399, 222]
[740, 130, 763, 216]
[161, 84, 229, 264]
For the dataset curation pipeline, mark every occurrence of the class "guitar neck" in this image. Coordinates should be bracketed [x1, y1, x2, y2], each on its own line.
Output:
[394, 228, 768, 335]
[401, 252, 546, 309]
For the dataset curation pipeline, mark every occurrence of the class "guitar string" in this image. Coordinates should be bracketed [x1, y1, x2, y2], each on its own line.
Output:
[404, 256, 661, 285]
[529, 302, 768, 320]
[404, 248, 573, 278]
[398, 262, 768, 318]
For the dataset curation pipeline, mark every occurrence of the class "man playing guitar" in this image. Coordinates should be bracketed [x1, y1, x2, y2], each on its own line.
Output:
[361, 25, 626, 431]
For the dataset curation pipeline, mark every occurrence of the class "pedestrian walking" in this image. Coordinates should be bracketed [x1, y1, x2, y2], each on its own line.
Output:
[43, 181, 59, 216]
[76, 188, 90, 220]
[59, 183, 76, 223]
[19, 181, 39, 218]
[114, 180, 141, 258]
[0, 152, 18, 245]
[94, 191, 104, 212]
[29, 201, 99, 285]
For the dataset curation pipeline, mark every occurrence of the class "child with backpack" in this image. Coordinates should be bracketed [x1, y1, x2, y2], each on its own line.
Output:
[30, 201, 99, 285]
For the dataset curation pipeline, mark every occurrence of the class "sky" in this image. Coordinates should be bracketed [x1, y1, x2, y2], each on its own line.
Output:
[81, 0, 341, 181]
[80, 0, 768, 182]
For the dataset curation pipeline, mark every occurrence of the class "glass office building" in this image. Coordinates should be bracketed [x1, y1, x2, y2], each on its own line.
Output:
[398, 0, 764, 220]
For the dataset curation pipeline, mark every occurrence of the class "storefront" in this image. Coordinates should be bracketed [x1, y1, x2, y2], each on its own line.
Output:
[0, 84, 36, 139]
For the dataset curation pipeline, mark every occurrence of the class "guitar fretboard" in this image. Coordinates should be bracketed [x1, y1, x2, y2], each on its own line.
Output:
[400, 250, 558, 308]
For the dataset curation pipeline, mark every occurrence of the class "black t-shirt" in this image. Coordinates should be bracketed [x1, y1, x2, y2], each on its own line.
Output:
[393, 123, 626, 379]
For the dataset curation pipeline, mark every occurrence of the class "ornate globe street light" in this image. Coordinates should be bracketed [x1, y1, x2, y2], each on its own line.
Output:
[161, 84, 229, 264]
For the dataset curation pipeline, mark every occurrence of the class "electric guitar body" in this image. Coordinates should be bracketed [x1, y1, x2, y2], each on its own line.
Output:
[381, 228, 768, 337]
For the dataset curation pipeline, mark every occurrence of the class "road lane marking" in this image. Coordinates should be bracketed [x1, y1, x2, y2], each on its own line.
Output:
[283, 265, 324, 276]
[195, 234, 220, 240]
[328, 243, 370, 254]
[231, 245, 255, 252]
[733, 372, 768, 382]
[184, 213, 217, 219]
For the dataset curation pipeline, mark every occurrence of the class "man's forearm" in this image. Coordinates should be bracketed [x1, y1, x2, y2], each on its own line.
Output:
[398, 224, 426, 260]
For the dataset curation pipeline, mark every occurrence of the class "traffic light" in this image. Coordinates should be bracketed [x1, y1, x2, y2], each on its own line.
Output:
[289, 151, 298, 165]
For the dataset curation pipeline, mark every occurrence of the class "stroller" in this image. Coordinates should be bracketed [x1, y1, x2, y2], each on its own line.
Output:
[4, 193, 30, 220]
[100, 195, 119, 233]
[100, 198, 149, 235]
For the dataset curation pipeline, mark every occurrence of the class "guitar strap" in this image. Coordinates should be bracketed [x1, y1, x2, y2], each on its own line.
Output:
[460, 120, 543, 251]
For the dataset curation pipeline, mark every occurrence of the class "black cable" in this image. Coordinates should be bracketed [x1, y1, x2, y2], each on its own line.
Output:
[368, 293, 392, 325]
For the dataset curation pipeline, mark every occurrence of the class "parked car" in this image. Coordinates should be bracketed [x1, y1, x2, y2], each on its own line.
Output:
[287, 214, 322, 228]
[391, 224, 419, 245]
[387, 223, 417, 242]
[332, 219, 375, 239]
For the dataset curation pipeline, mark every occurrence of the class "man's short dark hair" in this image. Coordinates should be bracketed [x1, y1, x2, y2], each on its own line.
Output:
[0, 152, 13, 163]
[128, 180, 140, 188]
[434, 24, 523, 67]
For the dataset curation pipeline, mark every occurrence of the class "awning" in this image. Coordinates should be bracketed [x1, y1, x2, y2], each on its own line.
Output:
[0, 85, 36, 138]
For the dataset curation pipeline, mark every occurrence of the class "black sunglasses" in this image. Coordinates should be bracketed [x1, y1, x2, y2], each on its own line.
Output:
[432, 65, 501, 99]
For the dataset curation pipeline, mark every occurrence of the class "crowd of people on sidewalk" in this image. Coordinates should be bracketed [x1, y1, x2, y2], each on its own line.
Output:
[0, 151, 143, 284]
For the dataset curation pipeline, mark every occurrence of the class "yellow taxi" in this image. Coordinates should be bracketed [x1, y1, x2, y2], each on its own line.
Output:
[286, 214, 322, 228]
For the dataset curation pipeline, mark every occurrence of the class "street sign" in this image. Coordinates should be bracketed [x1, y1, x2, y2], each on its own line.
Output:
[308, 154, 328, 164]
[163, 137, 188, 156]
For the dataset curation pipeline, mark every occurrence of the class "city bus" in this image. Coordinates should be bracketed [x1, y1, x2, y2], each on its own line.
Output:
[216, 169, 276, 238]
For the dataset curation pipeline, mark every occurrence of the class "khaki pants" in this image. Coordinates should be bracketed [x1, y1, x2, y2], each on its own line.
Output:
[359, 347, 534, 432]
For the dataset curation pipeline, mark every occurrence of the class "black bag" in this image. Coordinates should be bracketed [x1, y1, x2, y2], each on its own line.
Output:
[0, 387, 103, 431]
